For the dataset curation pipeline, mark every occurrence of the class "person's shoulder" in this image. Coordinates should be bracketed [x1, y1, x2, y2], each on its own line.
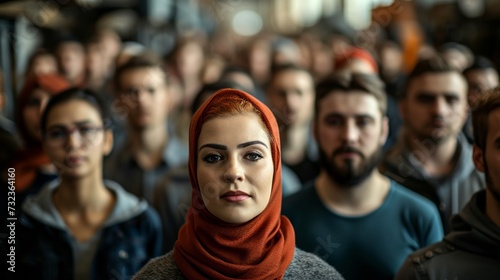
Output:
[133, 251, 185, 280]
[283, 183, 316, 206]
[390, 180, 437, 209]
[395, 241, 457, 280]
[284, 248, 344, 280]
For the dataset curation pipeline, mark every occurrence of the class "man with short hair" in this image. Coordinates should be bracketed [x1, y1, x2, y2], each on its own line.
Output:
[283, 72, 443, 280]
[55, 37, 86, 86]
[266, 64, 318, 185]
[104, 56, 188, 203]
[381, 56, 485, 232]
[396, 89, 500, 280]
[462, 56, 499, 143]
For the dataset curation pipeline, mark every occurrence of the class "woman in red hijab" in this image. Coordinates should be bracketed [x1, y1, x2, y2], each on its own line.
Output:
[9, 73, 70, 203]
[134, 88, 343, 279]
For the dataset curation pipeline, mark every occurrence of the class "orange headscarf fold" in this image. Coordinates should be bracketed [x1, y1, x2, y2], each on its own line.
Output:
[174, 88, 295, 279]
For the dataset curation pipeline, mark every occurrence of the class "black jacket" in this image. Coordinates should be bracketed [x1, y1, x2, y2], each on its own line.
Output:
[395, 190, 500, 280]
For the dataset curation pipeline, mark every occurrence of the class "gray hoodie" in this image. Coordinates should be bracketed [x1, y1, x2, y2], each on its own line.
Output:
[19, 179, 161, 280]
[22, 179, 149, 229]
[380, 133, 485, 231]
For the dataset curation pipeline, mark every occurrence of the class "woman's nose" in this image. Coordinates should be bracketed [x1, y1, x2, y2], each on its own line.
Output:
[223, 157, 244, 183]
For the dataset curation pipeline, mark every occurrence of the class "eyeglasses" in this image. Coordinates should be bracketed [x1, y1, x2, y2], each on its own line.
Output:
[44, 125, 105, 146]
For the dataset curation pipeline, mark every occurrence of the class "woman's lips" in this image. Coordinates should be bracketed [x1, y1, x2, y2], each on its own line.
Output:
[221, 191, 250, 202]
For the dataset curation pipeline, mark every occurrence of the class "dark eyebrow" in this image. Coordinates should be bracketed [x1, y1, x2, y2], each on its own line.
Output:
[356, 114, 376, 121]
[46, 120, 97, 130]
[415, 91, 436, 97]
[324, 113, 375, 120]
[237, 141, 268, 149]
[199, 141, 268, 151]
[199, 143, 227, 151]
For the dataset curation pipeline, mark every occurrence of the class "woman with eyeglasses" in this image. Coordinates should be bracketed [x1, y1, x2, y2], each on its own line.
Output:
[133, 88, 343, 279]
[16, 88, 162, 279]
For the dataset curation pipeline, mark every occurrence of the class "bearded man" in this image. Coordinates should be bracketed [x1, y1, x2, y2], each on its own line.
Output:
[282, 72, 443, 280]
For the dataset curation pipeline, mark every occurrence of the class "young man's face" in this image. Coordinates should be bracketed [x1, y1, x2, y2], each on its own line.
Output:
[117, 67, 169, 129]
[401, 72, 468, 143]
[267, 69, 315, 127]
[315, 90, 388, 186]
[465, 69, 499, 106]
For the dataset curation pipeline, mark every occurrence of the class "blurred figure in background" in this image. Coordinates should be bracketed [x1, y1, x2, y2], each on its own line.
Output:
[24, 49, 58, 78]
[247, 35, 273, 86]
[17, 88, 162, 279]
[439, 42, 474, 72]
[464, 56, 499, 106]
[55, 37, 86, 86]
[462, 56, 499, 143]
[84, 37, 111, 95]
[105, 56, 188, 204]
[381, 56, 485, 232]
[0, 70, 19, 172]
[8, 73, 70, 204]
[396, 89, 500, 280]
[335, 47, 379, 74]
[95, 28, 122, 78]
[266, 64, 318, 185]
[167, 37, 206, 110]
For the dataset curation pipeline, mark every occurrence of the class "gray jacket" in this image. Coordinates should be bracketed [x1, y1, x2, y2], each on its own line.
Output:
[133, 248, 344, 280]
[380, 133, 485, 231]
[395, 190, 500, 280]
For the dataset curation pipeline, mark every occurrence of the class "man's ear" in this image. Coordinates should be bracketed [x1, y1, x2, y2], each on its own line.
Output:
[472, 144, 485, 173]
[103, 129, 114, 156]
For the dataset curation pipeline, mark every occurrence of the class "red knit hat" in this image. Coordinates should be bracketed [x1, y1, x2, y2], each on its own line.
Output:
[335, 47, 379, 73]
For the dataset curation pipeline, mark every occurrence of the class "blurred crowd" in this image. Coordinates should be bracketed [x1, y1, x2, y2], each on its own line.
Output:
[1, 0, 500, 279]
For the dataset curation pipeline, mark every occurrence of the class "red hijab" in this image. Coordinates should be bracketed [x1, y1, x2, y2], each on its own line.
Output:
[174, 89, 295, 279]
[11, 73, 70, 192]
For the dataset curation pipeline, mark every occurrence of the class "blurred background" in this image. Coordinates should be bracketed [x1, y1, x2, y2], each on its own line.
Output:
[1, 0, 500, 119]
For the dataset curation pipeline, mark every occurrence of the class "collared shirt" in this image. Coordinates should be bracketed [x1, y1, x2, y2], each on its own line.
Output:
[104, 135, 188, 203]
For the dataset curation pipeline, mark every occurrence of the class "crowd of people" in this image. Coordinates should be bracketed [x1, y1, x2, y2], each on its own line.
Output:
[1, 3, 500, 280]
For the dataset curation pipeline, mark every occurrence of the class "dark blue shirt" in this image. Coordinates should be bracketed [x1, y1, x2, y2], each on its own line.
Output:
[282, 180, 443, 280]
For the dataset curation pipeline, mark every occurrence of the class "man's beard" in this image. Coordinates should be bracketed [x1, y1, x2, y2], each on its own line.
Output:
[319, 145, 383, 188]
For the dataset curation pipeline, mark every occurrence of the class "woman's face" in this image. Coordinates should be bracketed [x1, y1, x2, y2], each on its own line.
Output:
[43, 100, 112, 178]
[23, 88, 51, 140]
[197, 112, 274, 224]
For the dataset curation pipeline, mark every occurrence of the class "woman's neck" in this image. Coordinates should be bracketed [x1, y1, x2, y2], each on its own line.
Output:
[53, 172, 115, 242]
[54, 172, 110, 213]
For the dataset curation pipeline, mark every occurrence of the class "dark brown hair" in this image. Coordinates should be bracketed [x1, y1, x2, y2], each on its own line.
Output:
[315, 72, 386, 117]
[113, 54, 167, 91]
[472, 87, 500, 151]
[401, 56, 463, 100]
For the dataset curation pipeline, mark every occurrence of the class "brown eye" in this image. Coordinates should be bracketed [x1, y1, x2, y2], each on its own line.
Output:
[46, 128, 67, 140]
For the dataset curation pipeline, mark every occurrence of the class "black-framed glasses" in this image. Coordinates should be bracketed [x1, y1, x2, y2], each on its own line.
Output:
[44, 125, 105, 146]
